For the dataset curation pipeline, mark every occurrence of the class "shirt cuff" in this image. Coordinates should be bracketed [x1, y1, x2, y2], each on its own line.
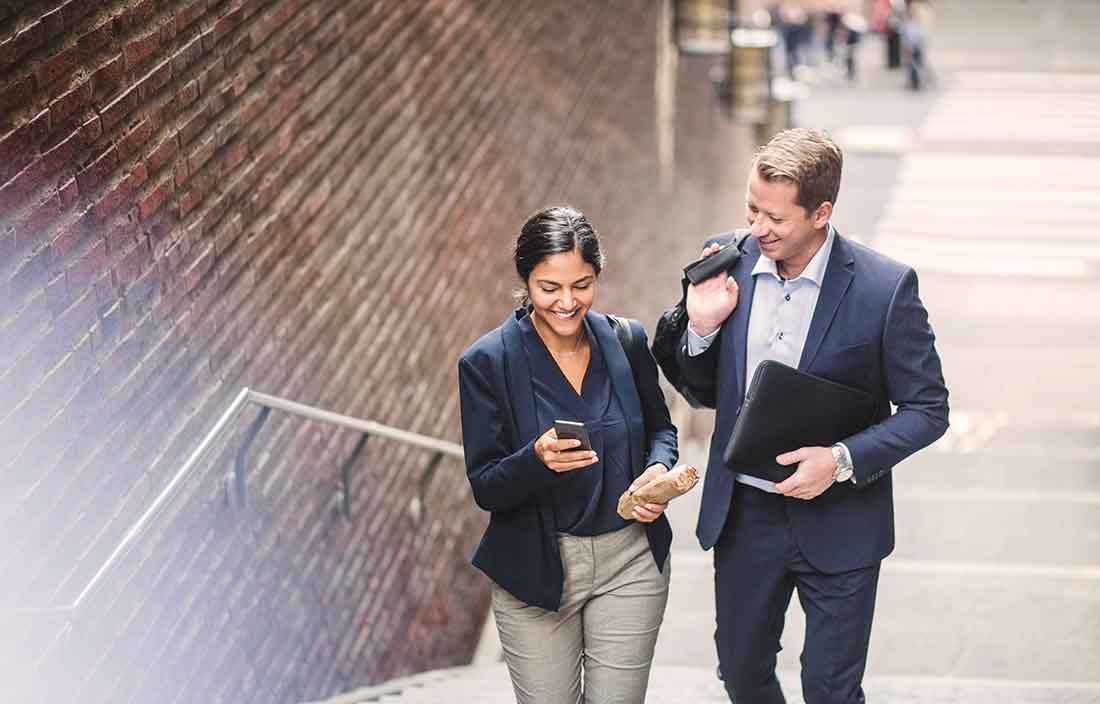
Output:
[686, 325, 719, 356]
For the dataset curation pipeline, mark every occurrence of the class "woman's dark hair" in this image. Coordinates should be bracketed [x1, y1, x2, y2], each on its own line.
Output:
[514, 205, 603, 305]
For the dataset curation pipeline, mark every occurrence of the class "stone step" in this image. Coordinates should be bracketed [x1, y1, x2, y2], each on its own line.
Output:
[892, 490, 1100, 565]
[315, 664, 1100, 704]
[656, 554, 1100, 683]
[895, 451, 1100, 492]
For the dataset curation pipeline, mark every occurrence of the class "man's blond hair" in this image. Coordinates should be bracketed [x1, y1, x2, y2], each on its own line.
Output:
[752, 128, 843, 213]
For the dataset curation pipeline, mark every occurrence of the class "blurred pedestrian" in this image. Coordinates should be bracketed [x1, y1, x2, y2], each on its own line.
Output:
[902, 0, 935, 90]
[824, 6, 868, 81]
[871, 0, 905, 69]
[458, 205, 683, 703]
[774, 1, 813, 79]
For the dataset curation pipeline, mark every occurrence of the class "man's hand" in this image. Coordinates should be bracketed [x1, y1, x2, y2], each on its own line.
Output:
[686, 243, 740, 337]
[628, 463, 669, 523]
[774, 446, 836, 500]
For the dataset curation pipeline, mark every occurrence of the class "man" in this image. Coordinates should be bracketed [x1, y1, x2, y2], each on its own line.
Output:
[676, 128, 948, 703]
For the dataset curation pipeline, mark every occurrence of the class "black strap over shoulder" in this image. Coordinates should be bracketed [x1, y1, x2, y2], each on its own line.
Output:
[609, 314, 635, 355]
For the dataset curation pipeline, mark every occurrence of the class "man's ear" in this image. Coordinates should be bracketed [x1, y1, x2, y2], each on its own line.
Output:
[811, 201, 833, 229]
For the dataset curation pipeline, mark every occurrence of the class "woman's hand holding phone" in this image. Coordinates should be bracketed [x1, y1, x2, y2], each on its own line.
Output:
[535, 427, 598, 473]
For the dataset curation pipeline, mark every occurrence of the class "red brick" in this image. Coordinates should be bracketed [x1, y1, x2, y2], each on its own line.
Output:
[146, 133, 180, 173]
[137, 175, 174, 222]
[77, 112, 103, 147]
[51, 213, 91, 260]
[67, 239, 108, 295]
[58, 177, 79, 210]
[176, 0, 208, 33]
[9, 245, 52, 303]
[123, 28, 161, 71]
[48, 79, 94, 126]
[40, 127, 81, 175]
[103, 216, 140, 255]
[91, 54, 125, 102]
[188, 134, 216, 175]
[41, 5, 67, 38]
[138, 57, 173, 102]
[45, 273, 69, 317]
[0, 20, 45, 71]
[36, 43, 80, 90]
[76, 143, 118, 195]
[0, 74, 36, 130]
[91, 172, 137, 223]
[178, 107, 209, 146]
[117, 118, 154, 162]
[78, 19, 115, 57]
[173, 78, 200, 114]
[100, 83, 139, 131]
[117, 0, 157, 34]
[0, 109, 50, 185]
[14, 193, 62, 253]
[0, 159, 44, 221]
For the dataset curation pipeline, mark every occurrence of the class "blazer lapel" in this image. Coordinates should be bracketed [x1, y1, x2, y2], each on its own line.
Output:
[726, 243, 760, 402]
[501, 310, 539, 442]
[799, 234, 855, 372]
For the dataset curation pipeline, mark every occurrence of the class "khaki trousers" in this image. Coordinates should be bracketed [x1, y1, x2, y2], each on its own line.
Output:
[491, 522, 670, 704]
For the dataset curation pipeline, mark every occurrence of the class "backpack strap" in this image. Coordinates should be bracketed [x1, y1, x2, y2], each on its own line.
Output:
[609, 314, 635, 356]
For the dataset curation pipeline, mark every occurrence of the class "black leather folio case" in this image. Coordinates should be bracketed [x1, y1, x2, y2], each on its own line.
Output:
[722, 360, 878, 483]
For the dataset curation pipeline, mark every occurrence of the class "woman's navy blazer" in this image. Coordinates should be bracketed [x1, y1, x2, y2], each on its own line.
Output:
[458, 308, 678, 611]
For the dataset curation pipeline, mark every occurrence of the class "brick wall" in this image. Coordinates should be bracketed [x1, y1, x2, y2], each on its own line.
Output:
[0, 1, 750, 701]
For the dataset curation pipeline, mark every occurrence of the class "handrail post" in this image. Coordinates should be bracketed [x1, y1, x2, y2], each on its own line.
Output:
[338, 433, 371, 521]
[226, 405, 271, 512]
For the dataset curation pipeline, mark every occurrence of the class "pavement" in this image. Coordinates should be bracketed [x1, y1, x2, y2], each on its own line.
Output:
[317, 1, 1100, 701]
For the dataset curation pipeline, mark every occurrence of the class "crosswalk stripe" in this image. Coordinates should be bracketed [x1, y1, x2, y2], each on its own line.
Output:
[951, 70, 1100, 93]
[870, 248, 1091, 278]
[875, 222, 1100, 240]
[872, 70, 1100, 279]
[880, 190, 1100, 204]
[877, 235, 1100, 259]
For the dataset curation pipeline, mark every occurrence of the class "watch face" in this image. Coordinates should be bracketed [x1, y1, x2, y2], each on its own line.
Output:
[836, 468, 854, 482]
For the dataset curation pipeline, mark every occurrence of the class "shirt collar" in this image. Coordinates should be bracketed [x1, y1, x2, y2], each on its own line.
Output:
[751, 223, 837, 286]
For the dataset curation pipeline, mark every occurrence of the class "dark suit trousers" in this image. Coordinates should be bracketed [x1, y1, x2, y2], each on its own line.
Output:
[714, 487, 880, 704]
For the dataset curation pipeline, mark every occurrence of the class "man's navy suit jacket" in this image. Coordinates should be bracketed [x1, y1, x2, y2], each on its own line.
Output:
[459, 309, 677, 611]
[678, 231, 949, 573]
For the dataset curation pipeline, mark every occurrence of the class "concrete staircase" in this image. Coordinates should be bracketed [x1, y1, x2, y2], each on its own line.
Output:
[310, 664, 1100, 704]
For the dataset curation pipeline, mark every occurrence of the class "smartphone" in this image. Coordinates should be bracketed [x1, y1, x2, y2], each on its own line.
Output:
[554, 420, 592, 451]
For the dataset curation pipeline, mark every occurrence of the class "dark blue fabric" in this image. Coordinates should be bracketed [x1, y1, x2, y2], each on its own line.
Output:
[519, 315, 631, 536]
[677, 232, 949, 570]
[714, 487, 879, 704]
[458, 309, 677, 611]
[676, 230, 947, 700]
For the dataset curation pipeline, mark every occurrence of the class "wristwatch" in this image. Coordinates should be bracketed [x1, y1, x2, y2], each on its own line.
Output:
[831, 444, 854, 484]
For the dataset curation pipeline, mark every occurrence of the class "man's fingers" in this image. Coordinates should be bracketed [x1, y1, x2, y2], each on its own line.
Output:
[776, 448, 807, 466]
[774, 475, 800, 494]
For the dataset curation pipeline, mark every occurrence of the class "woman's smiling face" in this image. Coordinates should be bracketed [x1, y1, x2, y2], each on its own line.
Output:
[526, 248, 597, 340]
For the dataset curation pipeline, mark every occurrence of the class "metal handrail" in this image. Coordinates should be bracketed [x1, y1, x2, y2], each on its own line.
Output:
[11, 388, 464, 618]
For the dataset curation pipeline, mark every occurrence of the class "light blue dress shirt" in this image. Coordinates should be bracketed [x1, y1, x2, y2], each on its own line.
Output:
[688, 225, 853, 492]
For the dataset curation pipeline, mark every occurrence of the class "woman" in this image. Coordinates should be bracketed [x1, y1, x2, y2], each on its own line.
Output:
[458, 206, 678, 704]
